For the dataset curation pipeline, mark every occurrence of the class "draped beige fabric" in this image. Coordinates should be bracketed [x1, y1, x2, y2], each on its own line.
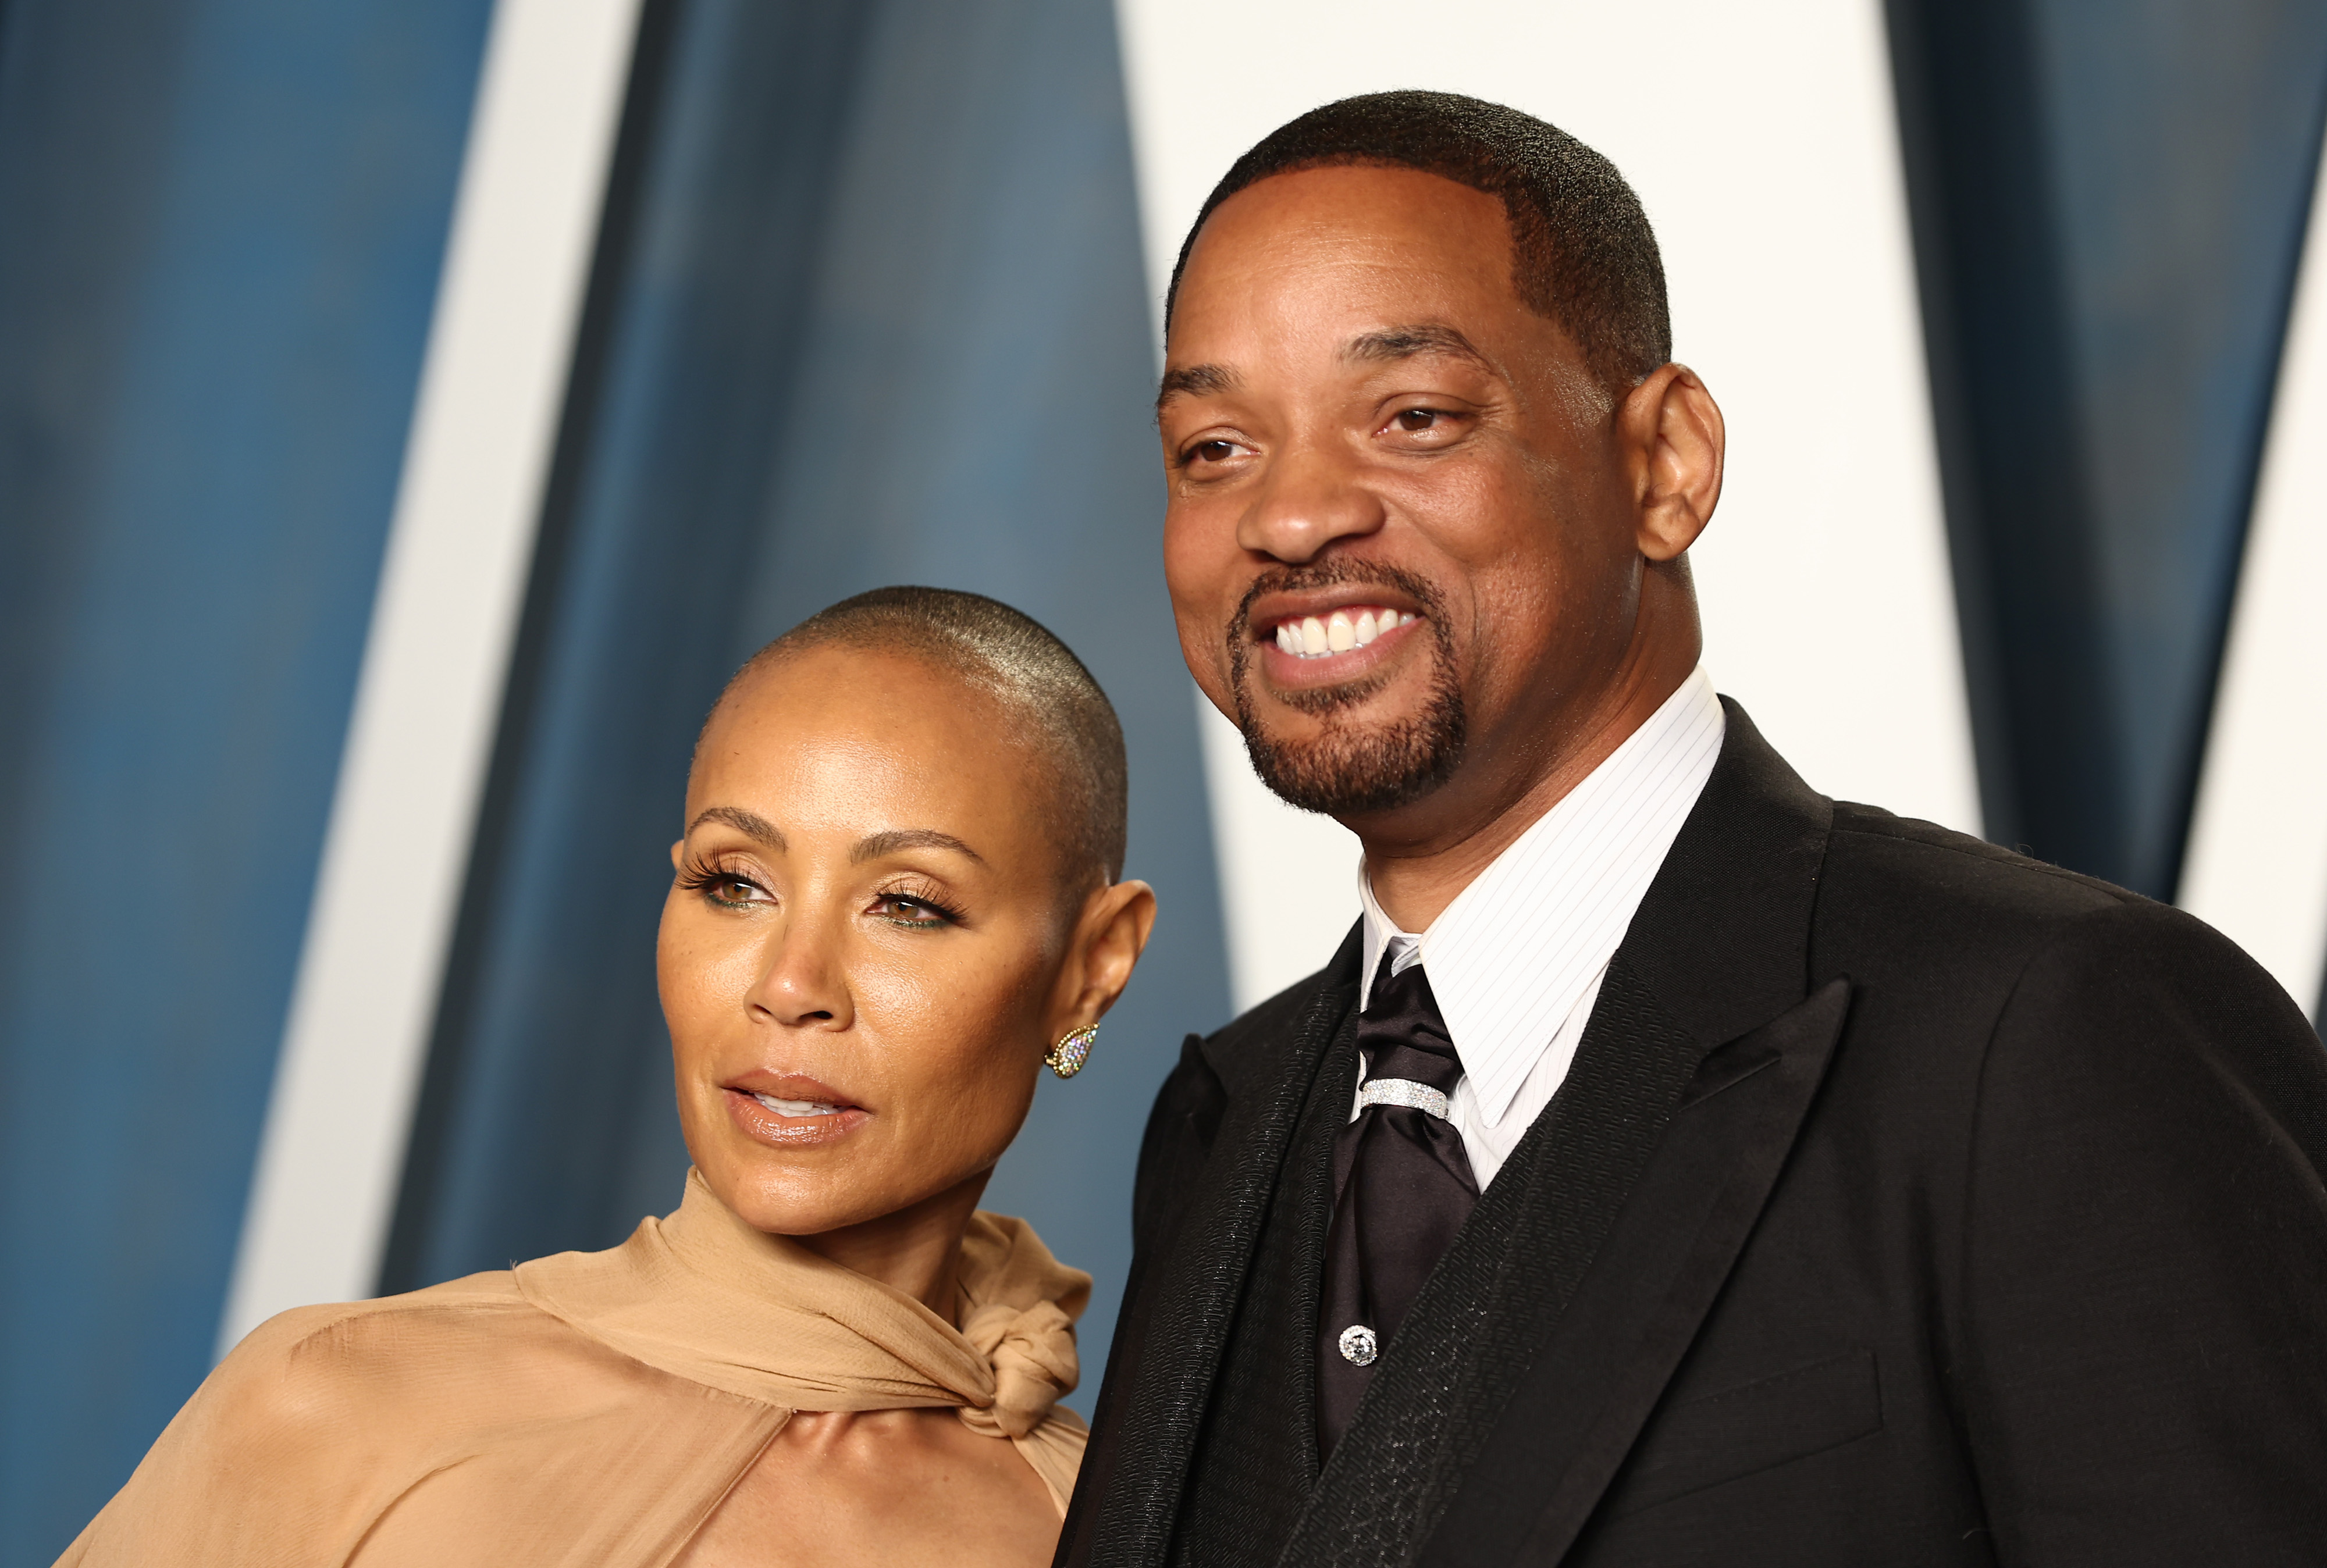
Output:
[58, 1171, 1091, 1567]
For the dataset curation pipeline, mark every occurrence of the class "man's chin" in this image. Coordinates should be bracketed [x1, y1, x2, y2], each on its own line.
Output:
[1237, 700, 1466, 818]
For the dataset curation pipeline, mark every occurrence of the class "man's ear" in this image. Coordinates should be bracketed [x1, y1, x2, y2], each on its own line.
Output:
[1620, 362, 1725, 562]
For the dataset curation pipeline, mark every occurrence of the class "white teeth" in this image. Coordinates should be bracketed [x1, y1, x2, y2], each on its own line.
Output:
[753, 1093, 839, 1117]
[1274, 608, 1417, 657]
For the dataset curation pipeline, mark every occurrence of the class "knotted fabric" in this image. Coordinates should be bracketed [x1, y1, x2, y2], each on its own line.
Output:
[1317, 956, 1479, 1455]
[517, 1167, 1090, 1485]
[58, 1170, 1093, 1568]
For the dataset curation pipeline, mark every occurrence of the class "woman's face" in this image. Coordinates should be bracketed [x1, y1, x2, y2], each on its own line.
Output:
[659, 646, 1099, 1236]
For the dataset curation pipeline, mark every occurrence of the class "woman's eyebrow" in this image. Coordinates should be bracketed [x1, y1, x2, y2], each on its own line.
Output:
[687, 806, 784, 847]
[852, 828, 985, 865]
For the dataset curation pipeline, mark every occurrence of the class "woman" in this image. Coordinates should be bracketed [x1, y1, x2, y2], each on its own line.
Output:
[62, 587, 1155, 1567]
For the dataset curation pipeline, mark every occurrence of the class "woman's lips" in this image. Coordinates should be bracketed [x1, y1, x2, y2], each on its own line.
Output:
[721, 1081, 869, 1149]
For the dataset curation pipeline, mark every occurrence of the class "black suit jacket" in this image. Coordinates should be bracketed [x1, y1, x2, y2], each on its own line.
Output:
[1060, 703, 2327, 1567]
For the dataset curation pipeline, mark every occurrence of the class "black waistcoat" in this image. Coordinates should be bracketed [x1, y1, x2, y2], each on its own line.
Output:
[1168, 957, 1708, 1568]
[1166, 1013, 1355, 1567]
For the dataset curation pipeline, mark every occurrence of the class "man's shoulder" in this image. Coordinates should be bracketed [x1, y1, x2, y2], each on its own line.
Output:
[1815, 802, 2320, 1110]
[1817, 800, 2143, 957]
[1193, 928, 1361, 1097]
[1201, 967, 1346, 1081]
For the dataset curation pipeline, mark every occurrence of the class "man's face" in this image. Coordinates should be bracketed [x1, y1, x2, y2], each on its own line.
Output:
[1159, 163, 1653, 825]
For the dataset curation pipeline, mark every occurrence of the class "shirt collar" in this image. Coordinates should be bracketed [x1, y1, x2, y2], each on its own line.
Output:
[1357, 667, 1727, 1124]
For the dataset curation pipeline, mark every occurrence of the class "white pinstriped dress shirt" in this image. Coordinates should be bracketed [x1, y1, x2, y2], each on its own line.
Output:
[1353, 667, 1727, 1189]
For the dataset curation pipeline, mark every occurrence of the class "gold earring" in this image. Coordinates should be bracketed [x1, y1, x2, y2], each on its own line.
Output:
[1045, 1024, 1098, 1079]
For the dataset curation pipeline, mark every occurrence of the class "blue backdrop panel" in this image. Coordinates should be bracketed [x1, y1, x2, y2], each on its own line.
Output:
[1889, 0, 2327, 896]
[384, 0, 1227, 1396]
[0, 0, 492, 1558]
[737, 0, 1231, 1396]
[384, 0, 876, 1291]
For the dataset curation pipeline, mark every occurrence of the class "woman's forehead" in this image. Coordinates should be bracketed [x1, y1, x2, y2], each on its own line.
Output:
[691, 647, 1048, 822]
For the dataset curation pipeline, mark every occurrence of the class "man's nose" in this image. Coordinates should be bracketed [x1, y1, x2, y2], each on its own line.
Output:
[1235, 443, 1388, 564]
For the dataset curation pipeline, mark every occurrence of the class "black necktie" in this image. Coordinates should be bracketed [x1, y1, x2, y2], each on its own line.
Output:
[1316, 955, 1479, 1456]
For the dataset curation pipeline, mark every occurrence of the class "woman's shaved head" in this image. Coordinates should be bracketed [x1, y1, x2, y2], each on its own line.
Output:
[700, 587, 1129, 891]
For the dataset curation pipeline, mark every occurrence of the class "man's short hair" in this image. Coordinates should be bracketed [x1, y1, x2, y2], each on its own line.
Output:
[1166, 90, 1671, 395]
[717, 587, 1128, 890]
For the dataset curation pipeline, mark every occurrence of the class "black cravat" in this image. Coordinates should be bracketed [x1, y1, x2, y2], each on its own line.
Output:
[1316, 955, 1479, 1456]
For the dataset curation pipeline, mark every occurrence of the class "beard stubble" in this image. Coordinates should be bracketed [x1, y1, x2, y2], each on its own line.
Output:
[1225, 561, 1468, 818]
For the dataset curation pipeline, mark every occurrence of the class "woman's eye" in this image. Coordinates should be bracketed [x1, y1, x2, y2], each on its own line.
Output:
[1186, 438, 1239, 465]
[871, 895, 953, 929]
[704, 876, 763, 908]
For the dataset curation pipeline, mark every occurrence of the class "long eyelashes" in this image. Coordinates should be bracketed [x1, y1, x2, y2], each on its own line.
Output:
[872, 881, 968, 928]
[676, 853, 764, 907]
[675, 853, 967, 928]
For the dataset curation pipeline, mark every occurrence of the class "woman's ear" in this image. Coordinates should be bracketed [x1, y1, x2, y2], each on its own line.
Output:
[1056, 879, 1157, 1034]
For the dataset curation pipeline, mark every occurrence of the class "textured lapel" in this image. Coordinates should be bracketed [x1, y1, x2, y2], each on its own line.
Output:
[1275, 952, 1714, 1568]
[1265, 703, 1838, 1568]
[1408, 701, 1848, 1567]
[1415, 981, 1851, 1567]
[1082, 926, 1364, 1568]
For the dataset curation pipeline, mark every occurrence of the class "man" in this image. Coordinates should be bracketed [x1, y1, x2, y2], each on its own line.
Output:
[1059, 91, 2327, 1567]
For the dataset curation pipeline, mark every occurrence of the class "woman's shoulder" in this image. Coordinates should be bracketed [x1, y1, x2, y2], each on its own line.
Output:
[218, 1267, 625, 1416]
[62, 1274, 570, 1564]
[215, 1266, 679, 1424]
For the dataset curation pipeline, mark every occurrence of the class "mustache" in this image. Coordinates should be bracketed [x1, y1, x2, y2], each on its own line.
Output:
[1224, 559, 1449, 651]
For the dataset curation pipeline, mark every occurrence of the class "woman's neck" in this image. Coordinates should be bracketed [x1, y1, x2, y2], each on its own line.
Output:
[791, 1169, 991, 1317]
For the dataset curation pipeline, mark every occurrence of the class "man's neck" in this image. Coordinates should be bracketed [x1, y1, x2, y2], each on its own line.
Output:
[1355, 652, 1696, 933]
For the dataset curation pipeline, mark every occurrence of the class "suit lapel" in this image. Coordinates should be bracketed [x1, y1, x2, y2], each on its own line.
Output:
[1405, 701, 1846, 1567]
[1414, 979, 1851, 1567]
[1275, 952, 1712, 1568]
[1084, 928, 1362, 1568]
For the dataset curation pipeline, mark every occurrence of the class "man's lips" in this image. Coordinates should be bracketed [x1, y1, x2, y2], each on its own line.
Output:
[1264, 602, 1418, 660]
[1246, 597, 1425, 691]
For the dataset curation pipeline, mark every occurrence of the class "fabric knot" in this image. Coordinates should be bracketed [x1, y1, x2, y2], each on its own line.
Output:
[1358, 961, 1464, 1093]
[955, 1299, 1078, 1438]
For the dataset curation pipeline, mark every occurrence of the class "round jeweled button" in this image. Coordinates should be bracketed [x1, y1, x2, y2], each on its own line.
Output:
[1337, 1324, 1378, 1367]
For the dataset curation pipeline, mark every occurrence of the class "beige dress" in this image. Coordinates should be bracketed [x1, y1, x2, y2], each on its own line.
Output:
[58, 1170, 1091, 1566]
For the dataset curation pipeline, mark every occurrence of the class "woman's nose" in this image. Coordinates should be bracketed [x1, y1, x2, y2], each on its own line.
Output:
[746, 918, 853, 1029]
[1235, 442, 1389, 564]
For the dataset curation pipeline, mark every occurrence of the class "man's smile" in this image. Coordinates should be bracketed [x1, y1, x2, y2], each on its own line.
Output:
[1268, 604, 1418, 658]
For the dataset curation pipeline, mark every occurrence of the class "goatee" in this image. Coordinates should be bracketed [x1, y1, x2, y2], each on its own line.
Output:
[1226, 562, 1467, 817]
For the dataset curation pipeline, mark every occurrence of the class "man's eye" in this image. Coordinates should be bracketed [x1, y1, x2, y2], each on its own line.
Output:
[1393, 408, 1442, 432]
[1188, 439, 1239, 464]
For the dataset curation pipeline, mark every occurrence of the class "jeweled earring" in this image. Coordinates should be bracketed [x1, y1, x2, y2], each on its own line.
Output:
[1045, 1024, 1098, 1079]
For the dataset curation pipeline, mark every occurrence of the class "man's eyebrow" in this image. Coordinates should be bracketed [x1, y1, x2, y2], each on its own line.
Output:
[851, 828, 985, 866]
[1156, 362, 1239, 410]
[686, 806, 784, 847]
[1343, 324, 1497, 373]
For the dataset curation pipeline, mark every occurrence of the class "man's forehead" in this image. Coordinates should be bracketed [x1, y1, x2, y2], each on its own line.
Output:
[1157, 321, 1501, 409]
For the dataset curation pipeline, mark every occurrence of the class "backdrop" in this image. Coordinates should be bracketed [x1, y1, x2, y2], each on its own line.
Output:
[3, 1, 2325, 1560]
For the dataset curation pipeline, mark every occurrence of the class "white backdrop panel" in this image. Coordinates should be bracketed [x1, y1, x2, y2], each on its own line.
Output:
[1117, 0, 1980, 1011]
[220, 0, 643, 1348]
[2180, 127, 2327, 1022]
